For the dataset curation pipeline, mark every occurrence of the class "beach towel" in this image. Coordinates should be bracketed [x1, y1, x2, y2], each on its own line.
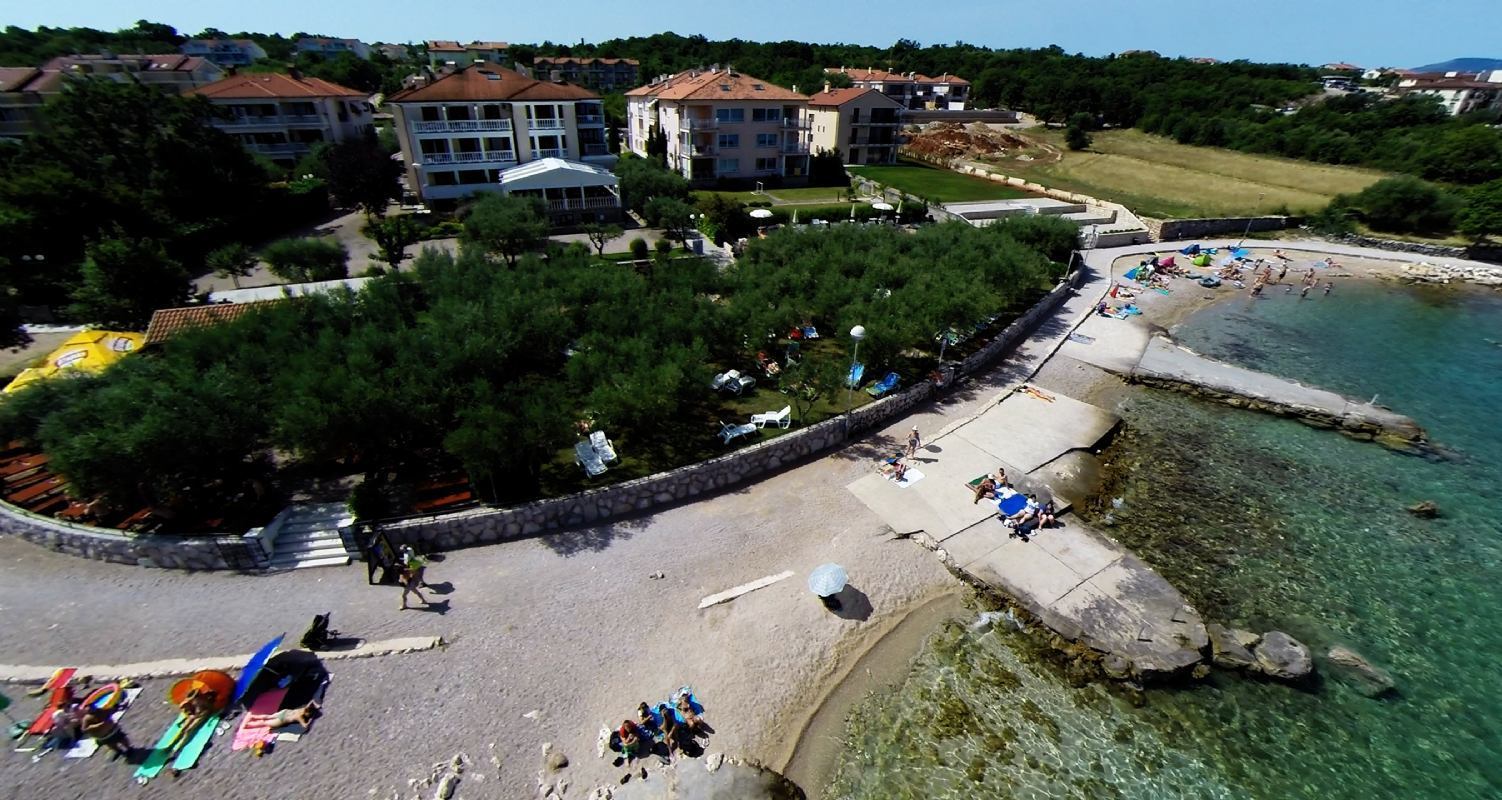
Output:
[1232, 248, 1250, 259]
[1179, 244, 1200, 255]
[998, 494, 1028, 516]
[231, 687, 288, 752]
[891, 468, 925, 488]
[1066, 332, 1095, 344]
[1122, 305, 1142, 316]
[63, 687, 143, 759]
[1124, 267, 1143, 281]
[1159, 256, 1176, 268]
[24, 669, 77, 737]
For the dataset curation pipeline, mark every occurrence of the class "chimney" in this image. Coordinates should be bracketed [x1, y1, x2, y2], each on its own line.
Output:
[288, 66, 302, 80]
[823, 81, 831, 94]
[792, 84, 799, 94]
[550, 69, 562, 82]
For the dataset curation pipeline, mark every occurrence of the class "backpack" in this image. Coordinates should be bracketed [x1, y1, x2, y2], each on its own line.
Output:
[300, 613, 333, 651]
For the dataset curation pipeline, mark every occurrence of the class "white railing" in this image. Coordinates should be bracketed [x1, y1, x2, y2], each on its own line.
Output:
[423, 151, 517, 164]
[678, 118, 717, 132]
[546, 197, 620, 212]
[412, 119, 512, 133]
[532, 147, 566, 159]
[781, 117, 811, 130]
[576, 114, 605, 125]
[281, 113, 325, 124]
[529, 118, 566, 130]
[781, 142, 809, 154]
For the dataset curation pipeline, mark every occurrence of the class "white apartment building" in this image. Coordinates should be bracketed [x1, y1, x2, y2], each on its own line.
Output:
[180, 39, 267, 67]
[295, 37, 372, 61]
[824, 67, 970, 110]
[187, 71, 373, 166]
[1396, 71, 1502, 116]
[387, 64, 610, 202]
[426, 41, 510, 70]
[806, 86, 905, 165]
[625, 67, 811, 186]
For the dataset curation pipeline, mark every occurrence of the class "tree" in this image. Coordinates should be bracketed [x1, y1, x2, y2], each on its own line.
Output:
[645, 196, 694, 246]
[809, 149, 847, 186]
[695, 193, 743, 245]
[1065, 115, 1093, 151]
[364, 216, 421, 269]
[206, 242, 259, 289]
[318, 134, 402, 217]
[1457, 179, 1502, 242]
[460, 194, 548, 266]
[777, 354, 843, 424]
[629, 237, 650, 260]
[582, 222, 624, 256]
[614, 154, 690, 215]
[1346, 177, 1461, 235]
[261, 238, 350, 283]
[68, 235, 190, 328]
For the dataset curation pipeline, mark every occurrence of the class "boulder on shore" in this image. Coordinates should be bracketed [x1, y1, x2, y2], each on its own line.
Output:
[1327, 645, 1397, 698]
[1406, 500, 1440, 518]
[1253, 631, 1313, 682]
[1207, 624, 1258, 670]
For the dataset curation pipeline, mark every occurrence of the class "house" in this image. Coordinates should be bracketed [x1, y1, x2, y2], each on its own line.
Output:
[494, 157, 622, 225]
[1395, 71, 1502, 115]
[186, 71, 373, 166]
[823, 67, 970, 110]
[378, 43, 413, 62]
[1321, 75, 1356, 90]
[426, 41, 509, 70]
[295, 37, 371, 61]
[806, 85, 904, 165]
[1, 54, 224, 138]
[914, 73, 970, 110]
[1321, 62, 1361, 72]
[626, 66, 811, 187]
[180, 39, 267, 67]
[533, 57, 640, 91]
[386, 64, 610, 203]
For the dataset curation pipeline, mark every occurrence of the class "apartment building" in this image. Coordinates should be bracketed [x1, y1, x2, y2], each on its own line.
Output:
[427, 41, 510, 70]
[387, 64, 611, 203]
[1395, 71, 1502, 116]
[533, 57, 640, 91]
[295, 37, 372, 61]
[187, 71, 373, 166]
[1, 54, 224, 138]
[180, 39, 267, 66]
[626, 67, 811, 186]
[378, 44, 413, 62]
[0, 68, 45, 139]
[806, 86, 904, 165]
[825, 67, 970, 110]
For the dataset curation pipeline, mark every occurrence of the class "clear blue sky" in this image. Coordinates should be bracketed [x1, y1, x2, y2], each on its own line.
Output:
[8, 0, 1497, 69]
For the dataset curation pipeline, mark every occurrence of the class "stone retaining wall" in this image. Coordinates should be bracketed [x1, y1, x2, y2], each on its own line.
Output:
[1320, 231, 1502, 264]
[0, 503, 263, 571]
[1156, 216, 1299, 242]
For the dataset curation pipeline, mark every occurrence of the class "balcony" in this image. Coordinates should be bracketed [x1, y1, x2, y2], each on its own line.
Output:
[421, 150, 517, 165]
[781, 142, 810, 154]
[532, 147, 566, 159]
[678, 118, 717, 132]
[582, 143, 609, 156]
[781, 117, 811, 130]
[686, 144, 716, 157]
[546, 197, 620, 212]
[412, 119, 512, 134]
[281, 114, 326, 125]
[576, 114, 605, 126]
[529, 118, 566, 131]
[248, 142, 309, 154]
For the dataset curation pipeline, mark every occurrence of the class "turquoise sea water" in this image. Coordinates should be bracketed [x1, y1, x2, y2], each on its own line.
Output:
[828, 281, 1502, 799]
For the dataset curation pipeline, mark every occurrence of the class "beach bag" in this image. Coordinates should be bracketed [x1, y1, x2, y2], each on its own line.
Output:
[300, 613, 332, 651]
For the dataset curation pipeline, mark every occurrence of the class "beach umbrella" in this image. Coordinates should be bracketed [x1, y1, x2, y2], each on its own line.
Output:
[807, 563, 849, 597]
[792, 209, 799, 225]
[749, 208, 773, 219]
[850, 203, 857, 221]
[233, 634, 285, 703]
[872, 202, 894, 212]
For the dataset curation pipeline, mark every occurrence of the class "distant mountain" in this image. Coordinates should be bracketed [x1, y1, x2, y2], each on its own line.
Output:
[1411, 57, 1502, 73]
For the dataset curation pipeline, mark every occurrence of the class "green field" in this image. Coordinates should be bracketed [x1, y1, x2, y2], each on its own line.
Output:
[848, 161, 1037, 203]
[705, 186, 855, 205]
[987, 129, 1390, 219]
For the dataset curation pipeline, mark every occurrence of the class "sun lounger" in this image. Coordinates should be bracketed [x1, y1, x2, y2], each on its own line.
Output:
[574, 441, 607, 476]
[590, 431, 618, 462]
[712, 370, 755, 396]
[751, 405, 791, 429]
[717, 421, 757, 445]
[846, 362, 865, 389]
[864, 372, 899, 397]
[802, 326, 820, 339]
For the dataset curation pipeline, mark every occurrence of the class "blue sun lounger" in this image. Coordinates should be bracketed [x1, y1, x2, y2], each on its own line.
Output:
[865, 372, 899, 397]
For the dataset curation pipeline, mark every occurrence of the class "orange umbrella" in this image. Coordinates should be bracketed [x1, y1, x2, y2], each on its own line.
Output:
[168, 670, 235, 714]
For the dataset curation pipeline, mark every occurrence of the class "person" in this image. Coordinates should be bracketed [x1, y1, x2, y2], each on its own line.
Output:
[1039, 501, 1058, 528]
[891, 460, 909, 481]
[1006, 507, 1038, 540]
[1277, 265, 1288, 283]
[80, 704, 131, 759]
[1300, 284, 1311, 298]
[636, 703, 660, 738]
[400, 561, 429, 610]
[1324, 281, 1333, 295]
[33, 703, 80, 761]
[972, 477, 997, 504]
[993, 467, 1009, 487]
[676, 696, 713, 739]
[242, 701, 320, 731]
[400, 545, 429, 589]
[906, 427, 922, 458]
[657, 706, 684, 756]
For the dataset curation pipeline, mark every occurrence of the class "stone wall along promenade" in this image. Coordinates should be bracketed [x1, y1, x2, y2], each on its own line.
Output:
[1321, 231, 1502, 267]
[0, 502, 260, 571]
[1155, 216, 1299, 241]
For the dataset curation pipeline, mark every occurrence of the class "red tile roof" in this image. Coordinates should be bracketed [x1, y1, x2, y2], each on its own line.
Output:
[144, 302, 276, 346]
[389, 63, 598, 102]
[536, 56, 640, 66]
[427, 40, 508, 51]
[915, 73, 970, 86]
[626, 68, 805, 101]
[826, 67, 911, 83]
[41, 53, 209, 73]
[0, 67, 41, 93]
[808, 87, 901, 107]
[187, 72, 366, 99]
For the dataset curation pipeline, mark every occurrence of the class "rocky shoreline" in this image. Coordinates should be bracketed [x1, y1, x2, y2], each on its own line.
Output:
[1382, 261, 1502, 287]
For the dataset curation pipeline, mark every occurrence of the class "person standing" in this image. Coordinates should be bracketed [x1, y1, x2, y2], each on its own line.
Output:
[398, 545, 430, 610]
[905, 426, 922, 458]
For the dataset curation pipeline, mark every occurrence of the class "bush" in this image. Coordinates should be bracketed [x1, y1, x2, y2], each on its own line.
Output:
[629, 237, 650, 260]
[654, 238, 673, 256]
[1345, 176, 1461, 235]
[261, 237, 350, 283]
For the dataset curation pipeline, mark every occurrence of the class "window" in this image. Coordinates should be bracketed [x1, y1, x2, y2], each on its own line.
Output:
[751, 108, 778, 122]
[718, 133, 740, 149]
[716, 158, 739, 175]
[429, 171, 458, 186]
[715, 108, 745, 123]
[754, 157, 778, 171]
[458, 170, 489, 185]
[755, 133, 778, 148]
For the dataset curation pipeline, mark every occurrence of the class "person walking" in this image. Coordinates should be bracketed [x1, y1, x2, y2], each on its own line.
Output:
[905, 426, 922, 458]
[398, 546, 430, 610]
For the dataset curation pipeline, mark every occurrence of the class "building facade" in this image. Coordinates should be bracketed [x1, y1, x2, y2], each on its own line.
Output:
[294, 38, 371, 60]
[187, 72, 373, 166]
[426, 41, 510, 70]
[180, 39, 267, 66]
[626, 67, 811, 186]
[1395, 71, 1502, 116]
[1, 55, 224, 138]
[806, 86, 904, 165]
[533, 57, 640, 91]
[824, 67, 969, 110]
[387, 64, 610, 202]
[0, 68, 46, 139]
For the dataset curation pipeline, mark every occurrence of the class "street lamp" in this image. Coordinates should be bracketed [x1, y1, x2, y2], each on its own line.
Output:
[1239, 192, 1266, 248]
[846, 324, 866, 416]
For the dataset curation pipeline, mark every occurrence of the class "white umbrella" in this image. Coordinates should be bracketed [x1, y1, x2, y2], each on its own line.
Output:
[749, 208, 773, 219]
[872, 202, 894, 211]
[792, 209, 799, 225]
[896, 200, 903, 215]
[807, 563, 849, 597]
[850, 203, 857, 220]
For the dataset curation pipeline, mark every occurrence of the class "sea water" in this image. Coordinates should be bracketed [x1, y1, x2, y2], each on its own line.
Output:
[827, 280, 1502, 799]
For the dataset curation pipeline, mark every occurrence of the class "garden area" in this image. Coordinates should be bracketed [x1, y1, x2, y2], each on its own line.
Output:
[0, 210, 1076, 529]
[847, 160, 1037, 203]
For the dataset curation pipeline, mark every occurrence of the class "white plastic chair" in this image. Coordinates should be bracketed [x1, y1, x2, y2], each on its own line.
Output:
[751, 405, 792, 429]
[590, 431, 618, 463]
[574, 441, 607, 476]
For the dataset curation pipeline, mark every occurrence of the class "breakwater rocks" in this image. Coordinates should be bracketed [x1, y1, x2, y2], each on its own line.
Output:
[1385, 261, 1502, 288]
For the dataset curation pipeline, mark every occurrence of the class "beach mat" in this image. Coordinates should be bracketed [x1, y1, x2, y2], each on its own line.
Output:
[170, 712, 221, 774]
[24, 668, 76, 736]
[231, 688, 288, 752]
[998, 494, 1028, 516]
[134, 714, 189, 784]
[891, 468, 925, 488]
[63, 687, 143, 759]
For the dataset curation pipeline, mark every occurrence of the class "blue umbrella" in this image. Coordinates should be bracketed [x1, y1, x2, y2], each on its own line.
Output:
[807, 563, 849, 597]
[233, 634, 285, 703]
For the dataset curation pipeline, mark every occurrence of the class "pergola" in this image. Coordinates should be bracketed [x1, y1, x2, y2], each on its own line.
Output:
[497, 157, 621, 223]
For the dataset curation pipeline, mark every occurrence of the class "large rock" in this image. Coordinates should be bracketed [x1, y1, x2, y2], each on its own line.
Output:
[1207, 624, 1257, 670]
[609, 756, 805, 800]
[1327, 645, 1397, 698]
[1406, 500, 1440, 518]
[1253, 631, 1313, 682]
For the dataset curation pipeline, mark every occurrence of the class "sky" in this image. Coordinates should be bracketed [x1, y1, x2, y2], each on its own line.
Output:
[7, 0, 1499, 69]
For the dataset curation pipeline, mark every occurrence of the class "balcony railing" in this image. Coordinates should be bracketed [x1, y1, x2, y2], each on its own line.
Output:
[281, 113, 326, 124]
[678, 118, 717, 132]
[582, 143, 609, 156]
[576, 114, 605, 126]
[546, 197, 620, 212]
[248, 142, 309, 154]
[781, 142, 810, 154]
[781, 117, 811, 130]
[529, 118, 566, 130]
[686, 144, 716, 157]
[412, 119, 512, 133]
[532, 147, 566, 159]
[421, 150, 517, 165]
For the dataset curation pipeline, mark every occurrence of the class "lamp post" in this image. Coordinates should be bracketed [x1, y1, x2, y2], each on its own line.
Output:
[846, 324, 866, 417]
[1239, 192, 1266, 248]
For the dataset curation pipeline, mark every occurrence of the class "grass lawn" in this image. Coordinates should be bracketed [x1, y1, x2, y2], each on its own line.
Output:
[701, 186, 856, 206]
[847, 160, 1036, 203]
[986, 129, 1390, 219]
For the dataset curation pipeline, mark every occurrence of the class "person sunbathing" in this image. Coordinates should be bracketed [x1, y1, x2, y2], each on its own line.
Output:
[972, 477, 997, 504]
[243, 701, 320, 731]
[80, 705, 131, 758]
[1039, 501, 1058, 528]
[636, 703, 660, 737]
[891, 461, 909, 481]
[676, 697, 713, 738]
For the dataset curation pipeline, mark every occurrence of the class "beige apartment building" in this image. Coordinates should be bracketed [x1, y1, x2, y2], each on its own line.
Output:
[387, 64, 611, 202]
[625, 67, 810, 186]
[188, 72, 373, 166]
[806, 86, 904, 164]
[824, 67, 970, 110]
[0, 54, 224, 139]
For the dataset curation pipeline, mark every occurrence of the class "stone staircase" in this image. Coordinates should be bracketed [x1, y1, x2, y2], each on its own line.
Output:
[265, 502, 358, 570]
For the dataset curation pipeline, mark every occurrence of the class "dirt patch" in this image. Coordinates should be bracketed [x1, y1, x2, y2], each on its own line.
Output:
[903, 123, 1040, 162]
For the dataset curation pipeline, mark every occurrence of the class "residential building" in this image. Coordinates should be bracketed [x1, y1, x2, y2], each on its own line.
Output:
[186, 71, 373, 166]
[1395, 71, 1502, 116]
[180, 38, 267, 67]
[0, 68, 46, 139]
[426, 41, 510, 70]
[1, 54, 224, 138]
[533, 57, 640, 91]
[494, 158, 622, 225]
[295, 37, 371, 60]
[823, 67, 969, 110]
[386, 64, 610, 202]
[806, 85, 904, 164]
[377, 43, 413, 62]
[626, 67, 811, 186]
[1321, 62, 1362, 72]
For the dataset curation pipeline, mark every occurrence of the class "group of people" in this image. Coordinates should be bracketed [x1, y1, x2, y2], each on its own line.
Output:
[1247, 260, 1334, 298]
[970, 467, 1058, 542]
[29, 682, 133, 762]
[607, 690, 714, 784]
[877, 426, 924, 482]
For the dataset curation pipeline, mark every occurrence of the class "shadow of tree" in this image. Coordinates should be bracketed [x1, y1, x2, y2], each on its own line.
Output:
[537, 513, 659, 557]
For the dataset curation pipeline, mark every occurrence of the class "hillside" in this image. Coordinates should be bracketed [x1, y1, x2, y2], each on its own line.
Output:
[1411, 57, 1502, 73]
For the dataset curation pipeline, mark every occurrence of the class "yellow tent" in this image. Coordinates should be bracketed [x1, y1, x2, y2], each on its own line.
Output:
[3, 330, 145, 394]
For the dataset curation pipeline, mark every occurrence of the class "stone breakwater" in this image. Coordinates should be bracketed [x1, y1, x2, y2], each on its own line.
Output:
[1384, 261, 1502, 288]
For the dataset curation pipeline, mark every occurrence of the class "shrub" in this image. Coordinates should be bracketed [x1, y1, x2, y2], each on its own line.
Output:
[1345, 177, 1461, 235]
[261, 237, 350, 283]
[629, 237, 650, 260]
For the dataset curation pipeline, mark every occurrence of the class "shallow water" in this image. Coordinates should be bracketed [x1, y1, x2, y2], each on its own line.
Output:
[827, 281, 1502, 800]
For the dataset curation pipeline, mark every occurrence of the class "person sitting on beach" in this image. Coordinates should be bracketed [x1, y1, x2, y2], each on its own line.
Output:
[243, 701, 320, 731]
[892, 460, 909, 481]
[972, 477, 998, 504]
[179, 688, 216, 728]
[34, 703, 80, 759]
[618, 720, 646, 761]
[676, 697, 713, 739]
[636, 703, 661, 737]
[657, 706, 684, 756]
[80, 704, 131, 759]
[1039, 501, 1058, 528]
[993, 467, 1009, 487]
[1006, 507, 1038, 539]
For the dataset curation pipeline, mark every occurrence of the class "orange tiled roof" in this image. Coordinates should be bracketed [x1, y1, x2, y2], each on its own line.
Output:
[536, 56, 640, 66]
[389, 63, 598, 102]
[144, 302, 275, 346]
[825, 67, 911, 83]
[808, 87, 900, 107]
[187, 72, 365, 99]
[0, 67, 41, 92]
[626, 68, 805, 101]
[915, 72, 970, 86]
